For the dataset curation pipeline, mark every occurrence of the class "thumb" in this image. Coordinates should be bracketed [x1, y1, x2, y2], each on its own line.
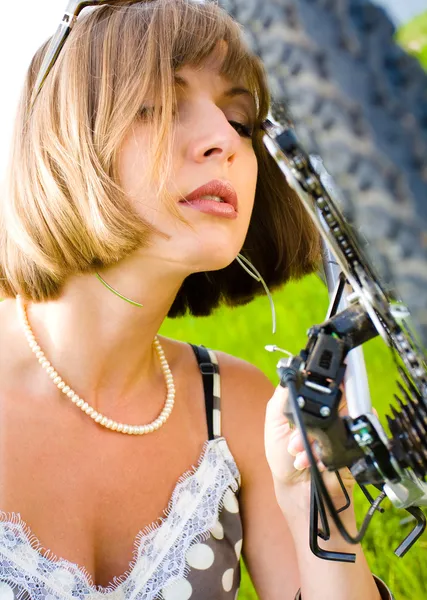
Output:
[265, 383, 291, 427]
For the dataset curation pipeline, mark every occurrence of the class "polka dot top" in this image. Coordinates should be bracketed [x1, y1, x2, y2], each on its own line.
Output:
[0, 344, 243, 600]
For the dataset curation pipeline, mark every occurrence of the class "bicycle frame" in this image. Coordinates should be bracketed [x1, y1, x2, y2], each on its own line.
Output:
[262, 110, 427, 559]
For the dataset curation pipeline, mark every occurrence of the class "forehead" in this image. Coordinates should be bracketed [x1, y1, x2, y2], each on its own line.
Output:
[174, 44, 253, 101]
[174, 65, 249, 92]
[175, 42, 247, 84]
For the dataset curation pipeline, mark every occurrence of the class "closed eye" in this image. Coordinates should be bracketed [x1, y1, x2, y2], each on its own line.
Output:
[228, 120, 254, 138]
[138, 108, 255, 139]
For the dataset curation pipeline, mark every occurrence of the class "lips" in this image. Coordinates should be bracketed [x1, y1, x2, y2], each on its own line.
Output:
[181, 180, 238, 212]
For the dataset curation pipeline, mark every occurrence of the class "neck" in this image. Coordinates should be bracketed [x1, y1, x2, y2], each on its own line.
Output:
[15, 253, 187, 414]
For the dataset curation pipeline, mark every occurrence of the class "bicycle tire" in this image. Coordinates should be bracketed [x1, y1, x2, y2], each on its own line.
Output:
[220, 0, 427, 348]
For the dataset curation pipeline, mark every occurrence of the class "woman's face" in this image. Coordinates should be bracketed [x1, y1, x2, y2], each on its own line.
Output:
[117, 51, 259, 275]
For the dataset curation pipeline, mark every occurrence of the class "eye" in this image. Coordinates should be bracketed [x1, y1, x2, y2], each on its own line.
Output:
[228, 120, 254, 138]
[137, 106, 177, 119]
[136, 106, 154, 122]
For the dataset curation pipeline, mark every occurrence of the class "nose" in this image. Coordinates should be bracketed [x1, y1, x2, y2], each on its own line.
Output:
[185, 104, 241, 166]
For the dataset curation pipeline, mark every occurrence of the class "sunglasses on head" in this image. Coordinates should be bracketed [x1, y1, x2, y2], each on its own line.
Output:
[33, 1, 141, 103]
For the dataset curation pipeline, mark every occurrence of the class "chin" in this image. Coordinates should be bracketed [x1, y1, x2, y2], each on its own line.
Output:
[187, 244, 241, 274]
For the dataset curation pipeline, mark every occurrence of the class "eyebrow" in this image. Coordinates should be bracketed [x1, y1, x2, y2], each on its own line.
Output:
[174, 75, 255, 105]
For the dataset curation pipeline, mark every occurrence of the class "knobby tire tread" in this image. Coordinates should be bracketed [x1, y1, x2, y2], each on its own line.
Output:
[221, 0, 427, 346]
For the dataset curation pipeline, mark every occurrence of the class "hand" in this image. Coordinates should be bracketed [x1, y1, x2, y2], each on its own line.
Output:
[264, 383, 356, 511]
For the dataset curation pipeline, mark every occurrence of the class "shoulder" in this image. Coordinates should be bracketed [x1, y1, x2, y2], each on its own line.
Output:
[159, 337, 275, 464]
[214, 349, 275, 419]
[212, 349, 276, 479]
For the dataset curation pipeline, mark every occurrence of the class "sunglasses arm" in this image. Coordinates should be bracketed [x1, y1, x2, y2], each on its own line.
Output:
[32, 0, 111, 103]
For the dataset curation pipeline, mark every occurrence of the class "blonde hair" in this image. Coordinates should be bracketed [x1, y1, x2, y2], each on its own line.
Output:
[0, 0, 321, 312]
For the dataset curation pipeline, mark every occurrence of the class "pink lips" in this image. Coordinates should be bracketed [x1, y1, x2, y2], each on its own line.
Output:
[179, 180, 238, 219]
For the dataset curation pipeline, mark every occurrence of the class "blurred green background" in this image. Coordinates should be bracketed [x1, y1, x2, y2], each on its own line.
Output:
[160, 10, 427, 600]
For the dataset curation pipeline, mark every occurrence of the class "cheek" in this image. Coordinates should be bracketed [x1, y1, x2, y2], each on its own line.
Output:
[117, 130, 151, 199]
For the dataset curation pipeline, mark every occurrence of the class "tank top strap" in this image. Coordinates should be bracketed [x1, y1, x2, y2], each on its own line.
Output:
[189, 344, 221, 440]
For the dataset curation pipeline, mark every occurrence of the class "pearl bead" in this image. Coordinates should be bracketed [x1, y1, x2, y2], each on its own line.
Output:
[16, 297, 175, 437]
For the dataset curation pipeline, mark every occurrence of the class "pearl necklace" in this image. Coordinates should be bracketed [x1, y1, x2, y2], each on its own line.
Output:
[16, 295, 175, 435]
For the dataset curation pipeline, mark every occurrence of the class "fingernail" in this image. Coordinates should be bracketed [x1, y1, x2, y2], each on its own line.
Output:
[293, 453, 305, 470]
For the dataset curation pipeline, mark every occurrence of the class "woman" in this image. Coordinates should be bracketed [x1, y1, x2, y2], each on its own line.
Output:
[0, 0, 393, 598]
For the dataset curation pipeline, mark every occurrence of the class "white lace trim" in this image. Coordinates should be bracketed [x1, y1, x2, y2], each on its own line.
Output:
[0, 437, 241, 600]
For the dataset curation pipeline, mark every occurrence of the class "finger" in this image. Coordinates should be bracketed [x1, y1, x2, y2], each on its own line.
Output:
[288, 430, 305, 456]
[293, 451, 326, 472]
[293, 451, 309, 470]
[266, 384, 291, 424]
[287, 429, 317, 457]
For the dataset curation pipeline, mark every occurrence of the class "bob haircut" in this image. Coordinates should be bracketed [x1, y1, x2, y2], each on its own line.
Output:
[0, 0, 321, 317]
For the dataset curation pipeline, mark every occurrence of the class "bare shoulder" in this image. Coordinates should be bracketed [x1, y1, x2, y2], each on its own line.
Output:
[214, 350, 274, 388]
[156, 338, 276, 472]
[212, 349, 276, 479]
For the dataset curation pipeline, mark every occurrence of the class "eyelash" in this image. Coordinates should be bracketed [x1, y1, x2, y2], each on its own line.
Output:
[228, 120, 254, 138]
[138, 108, 254, 138]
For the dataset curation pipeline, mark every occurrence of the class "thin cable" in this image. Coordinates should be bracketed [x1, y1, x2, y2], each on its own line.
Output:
[95, 273, 144, 308]
[236, 253, 276, 334]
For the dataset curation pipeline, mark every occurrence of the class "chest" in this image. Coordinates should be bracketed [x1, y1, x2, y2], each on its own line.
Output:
[0, 354, 212, 589]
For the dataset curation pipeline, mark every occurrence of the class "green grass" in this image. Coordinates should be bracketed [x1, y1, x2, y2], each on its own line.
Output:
[396, 10, 427, 70]
[160, 274, 427, 600]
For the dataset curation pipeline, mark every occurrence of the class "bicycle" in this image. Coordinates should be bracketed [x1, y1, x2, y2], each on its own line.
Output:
[219, 0, 427, 569]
